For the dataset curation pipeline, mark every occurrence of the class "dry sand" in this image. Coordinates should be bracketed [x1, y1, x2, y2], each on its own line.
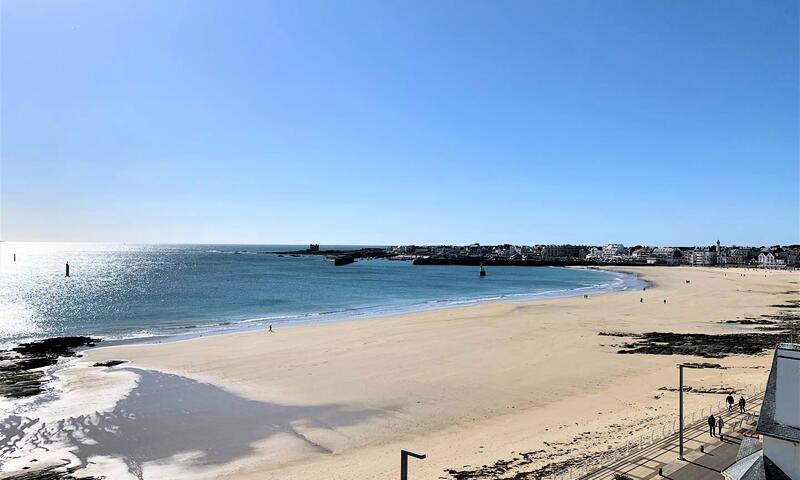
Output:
[4, 266, 798, 479]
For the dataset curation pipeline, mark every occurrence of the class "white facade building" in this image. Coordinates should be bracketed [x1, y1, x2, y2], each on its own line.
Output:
[598, 244, 626, 262]
[690, 249, 717, 266]
[724, 343, 800, 479]
[649, 247, 682, 265]
[759, 252, 776, 266]
[758, 252, 786, 268]
[759, 343, 800, 478]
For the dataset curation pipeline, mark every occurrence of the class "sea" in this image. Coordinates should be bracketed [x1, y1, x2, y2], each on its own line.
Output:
[0, 243, 645, 348]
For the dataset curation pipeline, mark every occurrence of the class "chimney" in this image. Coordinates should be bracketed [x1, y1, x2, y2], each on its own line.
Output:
[775, 343, 800, 427]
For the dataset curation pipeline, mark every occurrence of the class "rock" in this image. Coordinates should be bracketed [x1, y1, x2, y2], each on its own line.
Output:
[91, 360, 126, 367]
[612, 331, 790, 358]
[0, 337, 99, 399]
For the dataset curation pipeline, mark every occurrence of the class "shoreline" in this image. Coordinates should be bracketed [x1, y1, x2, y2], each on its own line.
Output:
[3, 266, 644, 351]
[109, 266, 644, 349]
[1, 266, 797, 479]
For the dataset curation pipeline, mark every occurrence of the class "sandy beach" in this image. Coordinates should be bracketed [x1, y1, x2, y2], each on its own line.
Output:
[2, 266, 797, 479]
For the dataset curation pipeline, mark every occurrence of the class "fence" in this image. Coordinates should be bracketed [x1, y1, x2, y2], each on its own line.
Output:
[541, 382, 767, 480]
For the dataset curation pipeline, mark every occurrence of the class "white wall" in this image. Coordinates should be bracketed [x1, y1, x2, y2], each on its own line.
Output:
[775, 346, 800, 428]
[764, 436, 800, 479]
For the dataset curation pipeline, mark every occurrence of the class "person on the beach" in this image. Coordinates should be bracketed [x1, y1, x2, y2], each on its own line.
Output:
[640, 297, 643, 303]
[268, 325, 274, 333]
[663, 299, 666, 304]
[708, 414, 716, 436]
[739, 396, 746, 413]
[717, 416, 724, 437]
[726, 394, 734, 411]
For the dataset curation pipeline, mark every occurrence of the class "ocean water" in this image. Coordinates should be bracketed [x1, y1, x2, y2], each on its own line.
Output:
[0, 243, 644, 347]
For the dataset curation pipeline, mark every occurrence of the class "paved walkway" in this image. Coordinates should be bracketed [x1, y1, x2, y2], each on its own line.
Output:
[665, 434, 748, 480]
[576, 391, 764, 480]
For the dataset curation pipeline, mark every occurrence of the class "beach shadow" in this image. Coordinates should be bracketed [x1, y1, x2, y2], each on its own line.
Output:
[1, 368, 386, 479]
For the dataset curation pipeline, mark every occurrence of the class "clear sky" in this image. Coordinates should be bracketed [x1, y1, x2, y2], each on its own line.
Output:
[1, 0, 798, 246]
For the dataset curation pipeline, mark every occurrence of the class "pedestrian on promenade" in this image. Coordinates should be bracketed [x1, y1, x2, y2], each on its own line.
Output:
[708, 414, 716, 437]
[717, 416, 725, 438]
[739, 396, 746, 413]
[726, 394, 735, 411]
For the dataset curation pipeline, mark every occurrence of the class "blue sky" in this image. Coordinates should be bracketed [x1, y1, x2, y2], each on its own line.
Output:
[1, 0, 797, 246]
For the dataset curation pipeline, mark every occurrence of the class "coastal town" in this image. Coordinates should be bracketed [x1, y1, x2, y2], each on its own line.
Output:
[385, 241, 800, 268]
[298, 242, 800, 268]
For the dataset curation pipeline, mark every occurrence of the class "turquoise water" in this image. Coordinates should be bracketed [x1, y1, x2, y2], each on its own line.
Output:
[0, 243, 643, 346]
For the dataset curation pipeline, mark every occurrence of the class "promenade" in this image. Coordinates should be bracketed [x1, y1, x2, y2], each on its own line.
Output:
[575, 391, 764, 480]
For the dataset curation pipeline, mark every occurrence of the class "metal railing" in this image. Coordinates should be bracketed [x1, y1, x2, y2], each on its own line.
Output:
[547, 382, 767, 480]
[401, 382, 766, 480]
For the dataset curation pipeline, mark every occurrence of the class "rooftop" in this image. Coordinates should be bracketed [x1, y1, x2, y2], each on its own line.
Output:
[756, 345, 800, 443]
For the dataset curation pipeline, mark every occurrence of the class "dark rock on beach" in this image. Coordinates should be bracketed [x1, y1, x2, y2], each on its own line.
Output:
[658, 384, 737, 394]
[724, 318, 776, 325]
[0, 464, 103, 480]
[443, 427, 628, 480]
[613, 331, 789, 358]
[681, 362, 724, 369]
[771, 299, 800, 308]
[0, 336, 98, 399]
[604, 295, 798, 359]
[723, 300, 799, 330]
[11, 337, 97, 357]
[91, 360, 126, 368]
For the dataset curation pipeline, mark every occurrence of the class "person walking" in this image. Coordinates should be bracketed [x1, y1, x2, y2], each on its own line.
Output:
[268, 324, 274, 333]
[717, 416, 725, 439]
[726, 394, 735, 411]
[739, 396, 746, 413]
[708, 414, 716, 437]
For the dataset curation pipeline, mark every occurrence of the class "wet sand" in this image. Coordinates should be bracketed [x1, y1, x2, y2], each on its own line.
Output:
[1, 266, 797, 479]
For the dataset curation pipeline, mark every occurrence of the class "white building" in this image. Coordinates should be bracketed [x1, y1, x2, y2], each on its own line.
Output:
[542, 244, 581, 259]
[758, 252, 786, 268]
[723, 343, 800, 479]
[690, 248, 717, 266]
[759, 252, 776, 266]
[649, 247, 682, 265]
[722, 248, 751, 266]
[602, 244, 625, 258]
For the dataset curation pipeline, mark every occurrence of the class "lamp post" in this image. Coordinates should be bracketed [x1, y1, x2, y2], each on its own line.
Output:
[678, 363, 708, 460]
[679, 364, 685, 460]
[400, 449, 426, 480]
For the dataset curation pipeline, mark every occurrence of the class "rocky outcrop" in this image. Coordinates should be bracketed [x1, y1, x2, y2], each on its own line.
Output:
[0, 337, 98, 399]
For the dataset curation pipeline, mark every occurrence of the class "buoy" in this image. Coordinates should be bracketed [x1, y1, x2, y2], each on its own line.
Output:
[479, 263, 486, 277]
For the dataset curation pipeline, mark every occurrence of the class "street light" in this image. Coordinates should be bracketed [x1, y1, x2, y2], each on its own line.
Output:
[678, 363, 706, 460]
[400, 449, 426, 480]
